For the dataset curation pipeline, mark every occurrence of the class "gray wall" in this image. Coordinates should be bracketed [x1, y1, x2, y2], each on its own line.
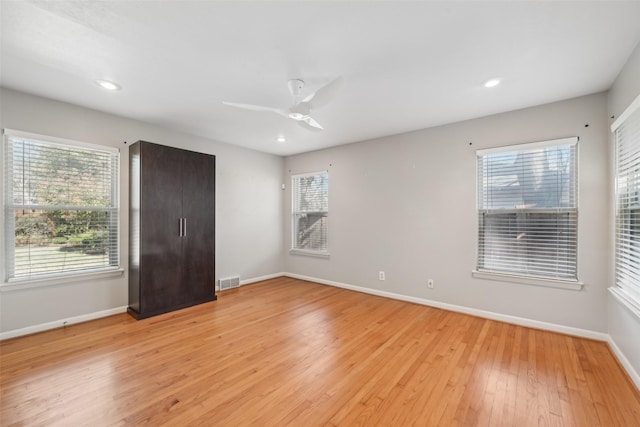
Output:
[0, 88, 284, 333]
[285, 92, 610, 333]
[608, 42, 640, 382]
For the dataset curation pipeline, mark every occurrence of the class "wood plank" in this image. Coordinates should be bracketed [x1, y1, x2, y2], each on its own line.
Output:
[1, 278, 639, 426]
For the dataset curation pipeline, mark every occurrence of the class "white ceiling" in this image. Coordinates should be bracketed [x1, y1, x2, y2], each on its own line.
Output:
[2, 1, 640, 156]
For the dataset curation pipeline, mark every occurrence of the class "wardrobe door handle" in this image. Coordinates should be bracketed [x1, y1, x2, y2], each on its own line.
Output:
[179, 218, 183, 237]
[183, 218, 187, 237]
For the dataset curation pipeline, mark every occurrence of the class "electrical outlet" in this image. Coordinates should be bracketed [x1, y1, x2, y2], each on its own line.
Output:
[379, 271, 385, 281]
[427, 279, 434, 289]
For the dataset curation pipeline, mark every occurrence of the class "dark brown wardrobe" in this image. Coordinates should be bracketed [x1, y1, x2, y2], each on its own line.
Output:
[128, 141, 216, 319]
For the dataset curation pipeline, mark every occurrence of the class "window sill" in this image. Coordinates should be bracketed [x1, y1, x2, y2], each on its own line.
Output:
[289, 249, 330, 259]
[1, 268, 125, 292]
[472, 270, 583, 291]
[609, 287, 640, 320]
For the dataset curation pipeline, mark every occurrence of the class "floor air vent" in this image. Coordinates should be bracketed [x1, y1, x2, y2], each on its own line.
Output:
[219, 276, 240, 291]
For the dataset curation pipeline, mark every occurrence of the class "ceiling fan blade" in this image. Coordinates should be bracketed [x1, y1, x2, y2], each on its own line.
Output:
[298, 117, 324, 131]
[302, 76, 344, 110]
[222, 101, 287, 117]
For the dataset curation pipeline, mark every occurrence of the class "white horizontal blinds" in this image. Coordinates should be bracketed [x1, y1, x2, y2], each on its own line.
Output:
[4, 133, 119, 279]
[615, 99, 640, 303]
[292, 172, 328, 252]
[477, 138, 578, 280]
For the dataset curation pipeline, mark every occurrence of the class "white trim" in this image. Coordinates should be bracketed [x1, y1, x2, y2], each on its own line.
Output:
[476, 136, 578, 156]
[0, 306, 127, 341]
[284, 272, 607, 341]
[3, 130, 121, 282]
[289, 170, 329, 179]
[290, 170, 330, 255]
[289, 249, 330, 258]
[3, 128, 119, 154]
[608, 334, 640, 392]
[611, 92, 640, 132]
[609, 286, 640, 320]
[240, 272, 286, 286]
[1, 268, 125, 291]
[612, 98, 640, 315]
[472, 270, 583, 290]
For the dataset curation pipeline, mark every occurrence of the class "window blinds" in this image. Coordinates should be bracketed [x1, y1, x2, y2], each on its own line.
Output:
[291, 172, 329, 253]
[477, 138, 578, 280]
[3, 131, 119, 280]
[614, 96, 640, 304]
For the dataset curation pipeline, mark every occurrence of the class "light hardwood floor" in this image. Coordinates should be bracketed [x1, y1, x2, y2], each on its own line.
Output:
[1, 277, 639, 426]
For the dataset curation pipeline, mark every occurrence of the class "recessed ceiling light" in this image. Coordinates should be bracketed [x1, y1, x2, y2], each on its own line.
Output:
[276, 136, 286, 143]
[95, 79, 122, 91]
[483, 78, 501, 88]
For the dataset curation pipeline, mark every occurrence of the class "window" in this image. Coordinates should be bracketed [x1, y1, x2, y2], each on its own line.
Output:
[476, 137, 578, 282]
[291, 171, 329, 255]
[613, 94, 640, 309]
[3, 129, 119, 281]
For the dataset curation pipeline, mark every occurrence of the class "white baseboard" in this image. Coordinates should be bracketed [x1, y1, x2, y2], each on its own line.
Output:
[0, 273, 610, 344]
[216, 272, 286, 292]
[608, 335, 640, 392]
[240, 272, 286, 286]
[0, 306, 128, 341]
[284, 272, 608, 341]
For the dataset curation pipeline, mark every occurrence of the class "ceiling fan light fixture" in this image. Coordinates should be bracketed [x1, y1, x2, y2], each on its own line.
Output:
[95, 79, 121, 91]
[288, 112, 305, 120]
[483, 78, 501, 88]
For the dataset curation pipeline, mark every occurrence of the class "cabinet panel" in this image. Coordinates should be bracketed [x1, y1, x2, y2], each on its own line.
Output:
[181, 150, 215, 302]
[140, 143, 184, 313]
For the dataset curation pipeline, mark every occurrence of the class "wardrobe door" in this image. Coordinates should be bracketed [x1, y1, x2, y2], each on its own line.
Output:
[139, 142, 184, 314]
[181, 149, 216, 303]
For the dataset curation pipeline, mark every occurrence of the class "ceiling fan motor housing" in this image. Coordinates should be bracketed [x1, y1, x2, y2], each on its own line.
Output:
[288, 102, 310, 120]
[288, 79, 305, 97]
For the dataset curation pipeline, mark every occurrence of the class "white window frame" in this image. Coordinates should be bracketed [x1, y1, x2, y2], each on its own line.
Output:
[1, 129, 122, 288]
[290, 171, 329, 257]
[611, 93, 640, 318]
[473, 137, 583, 290]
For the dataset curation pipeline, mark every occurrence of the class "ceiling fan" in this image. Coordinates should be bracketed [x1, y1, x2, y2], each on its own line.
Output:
[222, 76, 344, 131]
